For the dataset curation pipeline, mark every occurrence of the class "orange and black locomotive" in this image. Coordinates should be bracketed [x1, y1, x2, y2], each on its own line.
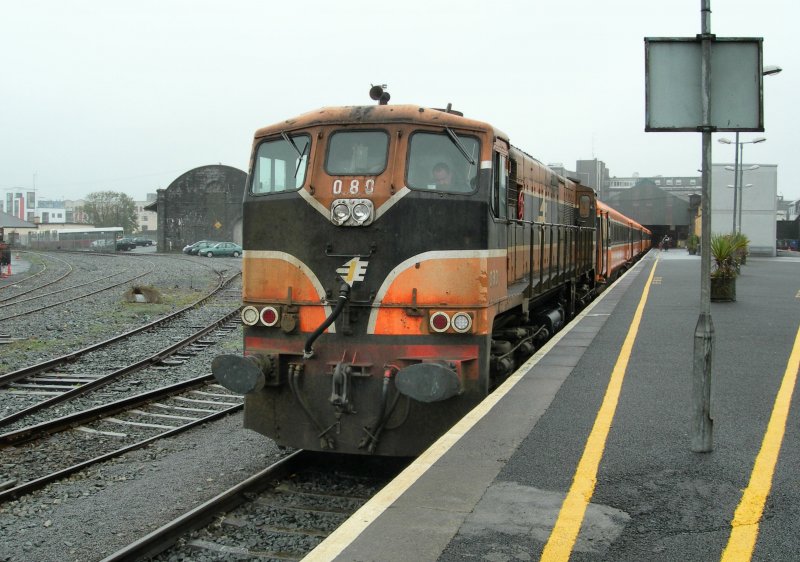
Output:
[212, 95, 650, 456]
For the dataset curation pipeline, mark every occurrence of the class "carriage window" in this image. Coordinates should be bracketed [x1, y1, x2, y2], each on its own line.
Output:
[326, 130, 389, 175]
[406, 131, 479, 192]
[252, 134, 310, 194]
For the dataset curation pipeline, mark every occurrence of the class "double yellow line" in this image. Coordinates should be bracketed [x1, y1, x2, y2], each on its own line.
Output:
[541, 258, 800, 562]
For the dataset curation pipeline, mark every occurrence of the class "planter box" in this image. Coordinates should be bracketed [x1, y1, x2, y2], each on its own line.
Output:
[711, 276, 736, 302]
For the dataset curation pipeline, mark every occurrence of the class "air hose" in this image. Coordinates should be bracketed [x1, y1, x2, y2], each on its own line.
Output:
[303, 281, 350, 359]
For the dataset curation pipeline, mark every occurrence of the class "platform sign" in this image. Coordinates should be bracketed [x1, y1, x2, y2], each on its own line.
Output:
[645, 37, 763, 132]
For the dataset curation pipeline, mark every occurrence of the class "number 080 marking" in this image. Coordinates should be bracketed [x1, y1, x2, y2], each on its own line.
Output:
[332, 179, 375, 195]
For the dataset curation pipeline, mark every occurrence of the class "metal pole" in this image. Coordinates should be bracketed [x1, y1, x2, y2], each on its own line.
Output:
[732, 132, 740, 233]
[738, 143, 745, 233]
[692, 0, 714, 453]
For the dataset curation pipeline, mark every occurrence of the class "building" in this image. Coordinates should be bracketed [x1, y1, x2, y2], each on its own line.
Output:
[605, 180, 695, 245]
[711, 162, 778, 256]
[31, 199, 67, 224]
[0, 211, 38, 246]
[576, 159, 610, 199]
[776, 196, 796, 221]
[149, 164, 246, 252]
[64, 200, 89, 224]
[135, 193, 158, 235]
[588, 161, 780, 256]
[2, 191, 36, 223]
[608, 174, 701, 197]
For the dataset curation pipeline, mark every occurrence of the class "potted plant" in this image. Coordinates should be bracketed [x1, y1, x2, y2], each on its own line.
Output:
[730, 232, 749, 265]
[710, 233, 738, 302]
[686, 233, 700, 255]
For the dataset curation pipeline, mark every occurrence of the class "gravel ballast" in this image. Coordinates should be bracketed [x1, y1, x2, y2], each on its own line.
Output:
[0, 252, 291, 562]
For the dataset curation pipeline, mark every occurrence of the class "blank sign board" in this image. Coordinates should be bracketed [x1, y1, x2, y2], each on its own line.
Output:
[645, 37, 763, 132]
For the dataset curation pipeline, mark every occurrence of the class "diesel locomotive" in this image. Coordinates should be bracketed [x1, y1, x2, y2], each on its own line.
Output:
[212, 97, 651, 456]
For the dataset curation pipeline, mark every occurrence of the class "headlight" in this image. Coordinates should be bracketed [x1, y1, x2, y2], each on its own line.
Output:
[332, 203, 351, 225]
[330, 199, 374, 227]
[451, 312, 473, 333]
[241, 306, 260, 326]
[352, 202, 371, 224]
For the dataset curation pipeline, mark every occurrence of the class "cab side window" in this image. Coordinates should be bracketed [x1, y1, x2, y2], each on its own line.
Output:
[492, 152, 508, 220]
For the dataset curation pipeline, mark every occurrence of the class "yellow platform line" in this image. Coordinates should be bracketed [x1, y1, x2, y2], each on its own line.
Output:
[721, 323, 800, 561]
[540, 258, 659, 561]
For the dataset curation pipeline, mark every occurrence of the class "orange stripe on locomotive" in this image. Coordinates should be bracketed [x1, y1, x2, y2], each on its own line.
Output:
[242, 251, 333, 333]
[367, 250, 506, 336]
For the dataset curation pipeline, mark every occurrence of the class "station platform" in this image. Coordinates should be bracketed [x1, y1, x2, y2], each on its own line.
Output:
[307, 249, 800, 561]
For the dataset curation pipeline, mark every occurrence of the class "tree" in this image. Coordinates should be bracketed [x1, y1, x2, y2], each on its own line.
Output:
[80, 191, 138, 233]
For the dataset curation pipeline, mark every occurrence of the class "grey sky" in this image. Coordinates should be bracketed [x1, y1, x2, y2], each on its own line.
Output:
[1, 0, 795, 203]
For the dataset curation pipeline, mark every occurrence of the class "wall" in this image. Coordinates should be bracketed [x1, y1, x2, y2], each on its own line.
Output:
[155, 165, 246, 252]
[711, 163, 777, 256]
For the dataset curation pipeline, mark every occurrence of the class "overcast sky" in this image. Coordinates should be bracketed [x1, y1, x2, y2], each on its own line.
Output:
[1, 0, 796, 203]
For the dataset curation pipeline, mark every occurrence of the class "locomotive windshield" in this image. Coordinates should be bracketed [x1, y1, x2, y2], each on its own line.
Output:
[325, 130, 389, 175]
[406, 131, 479, 193]
[252, 133, 310, 194]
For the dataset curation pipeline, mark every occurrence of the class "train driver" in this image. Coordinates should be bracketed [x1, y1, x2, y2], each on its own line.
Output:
[432, 162, 453, 188]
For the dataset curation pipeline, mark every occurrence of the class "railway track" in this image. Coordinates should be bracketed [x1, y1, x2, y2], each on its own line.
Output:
[0, 304, 242, 429]
[0, 251, 72, 301]
[0, 269, 242, 429]
[0, 375, 243, 502]
[0, 257, 155, 322]
[101, 451, 409, 561]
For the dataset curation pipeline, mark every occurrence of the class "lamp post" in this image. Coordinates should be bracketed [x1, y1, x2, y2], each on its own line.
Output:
[717, 136, 766, 233]
[726, 166, 758, 233]
[726, 183, 753, 209]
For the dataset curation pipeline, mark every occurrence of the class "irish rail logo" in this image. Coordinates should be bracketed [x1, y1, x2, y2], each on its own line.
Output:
[337, 257, 369, 286]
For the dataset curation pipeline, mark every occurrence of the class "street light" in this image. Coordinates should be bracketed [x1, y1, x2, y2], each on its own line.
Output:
[717, 135, 766, 233]
[725, 166, 759, 223]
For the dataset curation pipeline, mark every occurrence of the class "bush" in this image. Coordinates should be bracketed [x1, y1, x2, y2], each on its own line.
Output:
[687, 234, 700, 253]
[710, 234, 740, 278]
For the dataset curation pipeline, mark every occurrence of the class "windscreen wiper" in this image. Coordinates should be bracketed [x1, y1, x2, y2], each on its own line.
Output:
[281, 131, 308, 178]
[445, 127, 476, 165]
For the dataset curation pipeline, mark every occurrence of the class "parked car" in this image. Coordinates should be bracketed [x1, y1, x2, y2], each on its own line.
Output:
[132, 237, 154, 247]
[182, 240, 218, 255]
[116, 238, 136, 251]
[203, 242, 243, 257]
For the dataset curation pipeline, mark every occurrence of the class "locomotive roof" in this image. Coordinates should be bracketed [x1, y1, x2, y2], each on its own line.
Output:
[254, 104, 509, 142]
